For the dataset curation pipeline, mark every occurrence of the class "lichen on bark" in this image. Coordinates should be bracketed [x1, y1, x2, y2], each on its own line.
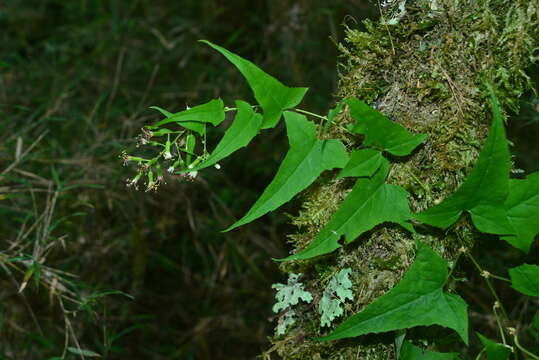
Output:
[263, 1, 539, 359]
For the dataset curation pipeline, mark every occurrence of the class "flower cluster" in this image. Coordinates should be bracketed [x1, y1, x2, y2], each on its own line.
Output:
[121, 126, 208, 192]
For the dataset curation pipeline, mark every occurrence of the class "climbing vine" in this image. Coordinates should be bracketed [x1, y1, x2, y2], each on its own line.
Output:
[121, 41, 539, 359]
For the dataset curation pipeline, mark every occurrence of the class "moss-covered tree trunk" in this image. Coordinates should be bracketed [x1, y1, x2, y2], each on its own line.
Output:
[264, 1, 539, 359]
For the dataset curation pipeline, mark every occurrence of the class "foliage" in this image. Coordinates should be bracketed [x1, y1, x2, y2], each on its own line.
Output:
[501, 173, 539, 252]
[190, 100, 262, 171]
[476, 333, 512, 360]
[399, 340, 460, 360]
[123, 40, 539, 358]
[279, 160, 414, 261]
[346, 97, 428, 156]
[414, 86, 513, 235]
[509, 264, 539, 297]
[318, 241, 468, 343]
[226, 111, 348, 232]
[200, 40, 309, 129]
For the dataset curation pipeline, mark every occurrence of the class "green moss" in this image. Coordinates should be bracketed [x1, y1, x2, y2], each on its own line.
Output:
[266, 0, 539, 358]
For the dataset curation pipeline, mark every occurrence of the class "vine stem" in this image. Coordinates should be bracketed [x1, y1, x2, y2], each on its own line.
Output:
[512, 331, 539, 360]
[488, 273, 511, 282]
[474, 349, 485, 360]
[466, 252, 510, 331]
[493, 305, 507, 345]
[292, 108, 328, 121]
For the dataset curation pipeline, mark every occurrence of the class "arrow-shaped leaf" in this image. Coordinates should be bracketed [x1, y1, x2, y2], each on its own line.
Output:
[501, 172, 539, 253]
[347, 98, 427, 156]
[318, 241, 468, 344]
[191, 100, 262, 171]
[225, 111, 348, 232]
[476, 333, 511, 360]
[280, 160, 414, 261]
[201, 40, 308, 129]
[509, 264, 539, 297]
[414, 86, 514, 235]
[149, 98, 225, 134]
[336, 149, 384, 179]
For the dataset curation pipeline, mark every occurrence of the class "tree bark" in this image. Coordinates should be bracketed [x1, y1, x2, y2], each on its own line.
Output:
[264, 1, 539, 359]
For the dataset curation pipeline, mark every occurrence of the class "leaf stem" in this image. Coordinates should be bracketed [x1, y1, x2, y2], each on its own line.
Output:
[488, 273, 511, 282]
[293, 108, 328, 121]
[493, 305, 507, 345]
[466, 252, 509, 319]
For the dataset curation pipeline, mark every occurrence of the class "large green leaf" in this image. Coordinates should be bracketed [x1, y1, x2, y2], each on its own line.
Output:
[191, 100, 262, 171]
[347, 98, 427, 156]
[336, 149, 384, 179]
[509, 264, 539, 297]
[501, 172, 539, 253]
[400, 341, 460, 360]
[476, 333, 511, 360]
[279, 160, 414, 261]
[225, 111, 348, 232]
[414, 87, 514, 235]
[148, 98, 225, 134]
[318, 241, 468, 344]
[201, 40, 308, 129]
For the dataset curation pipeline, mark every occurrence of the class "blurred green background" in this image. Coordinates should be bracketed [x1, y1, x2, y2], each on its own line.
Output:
[1, 1, 538, 359]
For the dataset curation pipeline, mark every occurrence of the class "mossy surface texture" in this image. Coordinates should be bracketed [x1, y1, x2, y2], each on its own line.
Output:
[265, 1, 539, 359]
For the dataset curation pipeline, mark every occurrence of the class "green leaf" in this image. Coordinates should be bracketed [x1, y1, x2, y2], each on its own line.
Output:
[400, 341, 460, 360]
[225, 111, 348, 231]
[67, 347, 101, 357]
[346, 98, 427, 156]
[501, 172, 539, 253]
[318, 241, 468, 344]
[148, 98, 225, 134]
[509, 264, 539, 296]
[336, 149, 384, 179]
[201, 40, 308, 129]
[323, 100, 346, 135]
[280, 160, 414, 261]
[185, 133, 196, 166]
[414, 87, 514, 235]
[191, 100, 262, 171]
[476, 333, 512, 360]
